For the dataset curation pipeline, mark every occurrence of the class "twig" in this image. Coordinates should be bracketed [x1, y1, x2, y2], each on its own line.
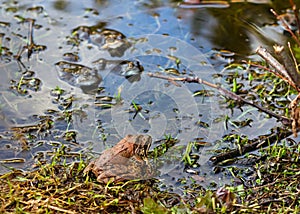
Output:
[148, 73, 291, 125]
[287, 42, 299, 73]
[209, 128, 292, 164]
[242, 60, 292, 85]
[273, 45, 300, 87]
[256, 46, 300, 137]
[289, 0, 300, 33]
[289, 93, 300, 137]
[271, 9, 300, 47]
[256, 46, 299, 91]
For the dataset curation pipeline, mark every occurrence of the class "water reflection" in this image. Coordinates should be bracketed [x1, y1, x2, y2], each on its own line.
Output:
[179, 2, 292, 55]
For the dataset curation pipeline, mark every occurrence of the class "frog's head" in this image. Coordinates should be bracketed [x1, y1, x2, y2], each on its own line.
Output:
[131, 135, 152, 157]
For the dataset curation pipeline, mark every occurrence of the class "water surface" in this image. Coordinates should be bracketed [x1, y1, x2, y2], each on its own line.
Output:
[0, 0, 295, 192]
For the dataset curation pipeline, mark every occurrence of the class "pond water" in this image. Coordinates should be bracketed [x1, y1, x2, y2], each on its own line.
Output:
[0, 0, 297, 193]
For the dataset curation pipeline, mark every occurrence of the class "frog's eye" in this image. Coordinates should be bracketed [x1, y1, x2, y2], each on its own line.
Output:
[134, 145, 143, 156]
[134, 136, 148, 157]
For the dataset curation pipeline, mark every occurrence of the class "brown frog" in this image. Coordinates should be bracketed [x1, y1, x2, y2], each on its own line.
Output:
[84, 134, 152, 183]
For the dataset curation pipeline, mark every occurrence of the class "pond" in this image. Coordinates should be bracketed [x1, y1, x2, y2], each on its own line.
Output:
[0, 0, 297, 194]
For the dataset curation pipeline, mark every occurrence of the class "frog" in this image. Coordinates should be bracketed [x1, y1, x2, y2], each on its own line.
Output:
[83, 134, 153, 183]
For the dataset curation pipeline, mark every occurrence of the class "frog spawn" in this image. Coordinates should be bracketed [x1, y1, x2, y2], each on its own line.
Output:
[56, 28, 143, 90]
[92, 58, 144, 82]
[55, 59, 144, 90]
[72, 27, 131, 57]
[55, 61, 101, 88]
